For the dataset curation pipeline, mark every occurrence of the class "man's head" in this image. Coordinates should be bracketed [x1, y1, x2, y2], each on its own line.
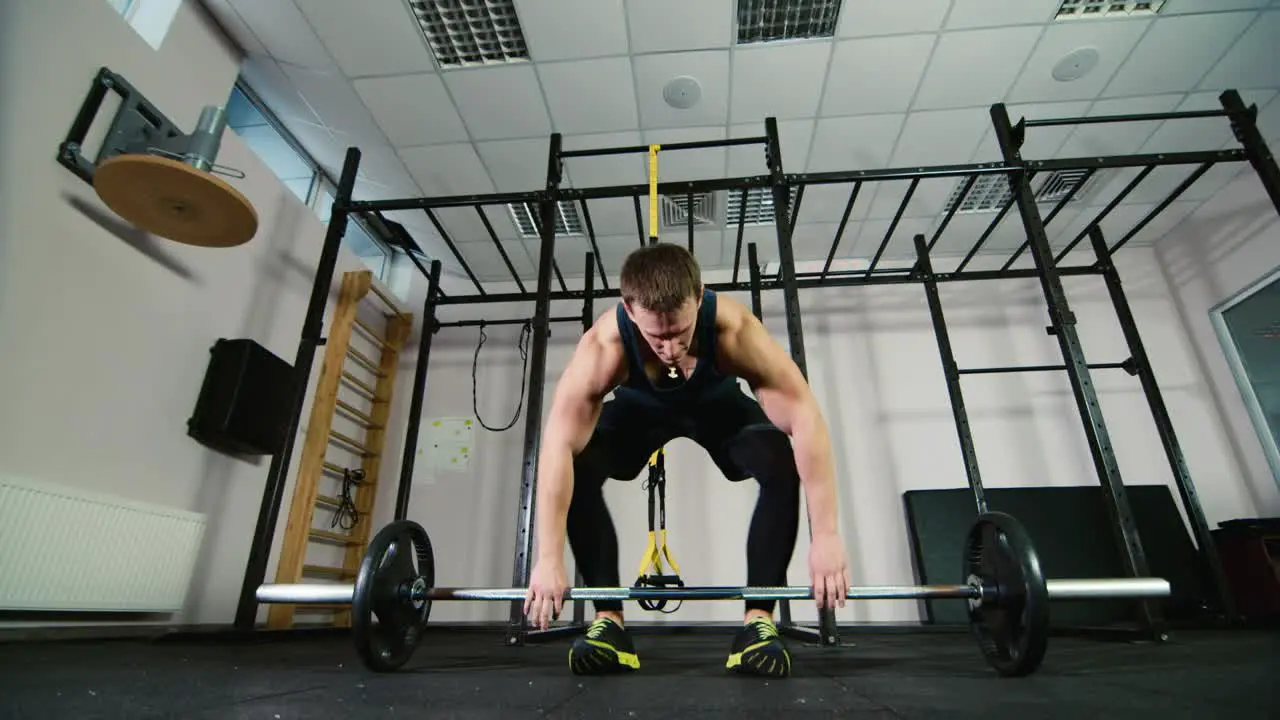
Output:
[619, 243, 703, 366]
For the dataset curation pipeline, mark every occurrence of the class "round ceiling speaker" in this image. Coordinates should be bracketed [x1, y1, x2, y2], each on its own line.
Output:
[1052, 47, 1100, 82]
[663, 76, 702, 109]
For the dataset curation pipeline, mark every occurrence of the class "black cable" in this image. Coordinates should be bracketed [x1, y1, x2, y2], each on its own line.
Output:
[331, 468, 364, 531]
[472, 319, 533, 432]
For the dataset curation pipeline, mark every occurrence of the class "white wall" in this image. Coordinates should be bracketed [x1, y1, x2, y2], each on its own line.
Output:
[1155, 169, 1280, 517]
[403, 229, 1275, 625]
[0, 0, 419, 629]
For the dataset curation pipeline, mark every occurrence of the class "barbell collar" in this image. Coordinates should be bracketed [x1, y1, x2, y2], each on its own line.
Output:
[256, 577, 1170, 606]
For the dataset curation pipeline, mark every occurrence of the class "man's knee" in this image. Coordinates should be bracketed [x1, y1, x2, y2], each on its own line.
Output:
[726, 423, 800, 487]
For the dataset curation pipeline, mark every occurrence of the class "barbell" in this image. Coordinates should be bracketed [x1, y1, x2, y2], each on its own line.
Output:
[255, 511, 1172, 677]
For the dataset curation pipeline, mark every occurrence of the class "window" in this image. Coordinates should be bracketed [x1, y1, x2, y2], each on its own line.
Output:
[1213, 268, 1280, 484]
[106, 0, 181, 50]
[224, 82, 394, 282]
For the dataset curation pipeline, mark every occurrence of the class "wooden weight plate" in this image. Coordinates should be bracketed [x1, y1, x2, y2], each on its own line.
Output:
[963, 511, 1050, 677]
[92, 154, 258, 247]
[352, 520, 435, 672]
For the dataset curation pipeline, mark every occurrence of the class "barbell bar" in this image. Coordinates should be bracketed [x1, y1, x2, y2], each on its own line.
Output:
[256, 577, 1171, 605]
[255, 512, 1176, 678]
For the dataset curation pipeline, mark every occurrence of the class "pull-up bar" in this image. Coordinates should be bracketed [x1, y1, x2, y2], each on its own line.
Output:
[559, 136, 767, 159]
[1023, 108, 1234, 128]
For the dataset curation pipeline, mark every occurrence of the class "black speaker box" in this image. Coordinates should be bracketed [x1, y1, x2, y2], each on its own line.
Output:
[188, 338, 296, 456]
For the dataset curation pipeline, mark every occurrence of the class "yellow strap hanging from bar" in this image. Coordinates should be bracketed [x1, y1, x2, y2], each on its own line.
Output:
[647, 144, 660, 245]
[635, 447, 681, 579]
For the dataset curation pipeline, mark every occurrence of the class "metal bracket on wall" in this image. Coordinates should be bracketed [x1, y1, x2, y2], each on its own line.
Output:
[57, 67, 183, 184]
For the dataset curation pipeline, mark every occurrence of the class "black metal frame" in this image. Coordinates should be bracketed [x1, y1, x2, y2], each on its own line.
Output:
[235, 90, 1279, 640]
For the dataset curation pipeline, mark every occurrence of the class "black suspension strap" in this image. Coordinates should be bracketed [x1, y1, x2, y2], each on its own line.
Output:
[330, 467, 365, 531]
[633, 447, 684, 612]
[471, 319, 533, 432]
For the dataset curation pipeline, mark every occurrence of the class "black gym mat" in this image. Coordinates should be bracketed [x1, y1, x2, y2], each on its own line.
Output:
[0, 626, 1275, 718]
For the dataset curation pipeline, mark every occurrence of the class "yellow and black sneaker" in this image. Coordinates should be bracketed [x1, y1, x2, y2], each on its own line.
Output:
[726, 617, 791, 678]
[568, 617, 640, 675]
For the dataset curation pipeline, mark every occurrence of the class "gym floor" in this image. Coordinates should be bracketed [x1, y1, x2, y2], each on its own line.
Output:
[2, 626, 1275, 719]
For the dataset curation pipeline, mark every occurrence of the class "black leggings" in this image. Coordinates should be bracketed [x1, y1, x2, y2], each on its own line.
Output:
[565, 387, 802, 614]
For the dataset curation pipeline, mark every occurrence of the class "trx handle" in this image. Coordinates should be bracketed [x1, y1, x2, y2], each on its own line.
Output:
[634, 447, 684, 612]
[647, 144, 659, 245]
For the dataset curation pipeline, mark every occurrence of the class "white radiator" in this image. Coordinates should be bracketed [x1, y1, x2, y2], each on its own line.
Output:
[0, 476, 207, 612]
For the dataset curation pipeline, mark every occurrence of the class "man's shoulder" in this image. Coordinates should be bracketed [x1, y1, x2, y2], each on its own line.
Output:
[588, 305, 623, 347]
[712, 291, 750, 335]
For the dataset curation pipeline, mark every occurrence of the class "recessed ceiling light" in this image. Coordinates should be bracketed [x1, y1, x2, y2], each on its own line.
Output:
[409, 0, 528, 69]
[663, 76, 702, 109]
[1052, 47, 1100, 82]
[1054, 0, 1165, 20]
[737, 0, 844, 45]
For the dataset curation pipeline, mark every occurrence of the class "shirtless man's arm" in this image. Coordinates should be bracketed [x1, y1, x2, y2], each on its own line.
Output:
[523, 309, 624, 630]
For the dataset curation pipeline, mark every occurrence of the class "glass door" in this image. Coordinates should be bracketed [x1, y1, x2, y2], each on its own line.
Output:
[1213, 267, 1280, 486]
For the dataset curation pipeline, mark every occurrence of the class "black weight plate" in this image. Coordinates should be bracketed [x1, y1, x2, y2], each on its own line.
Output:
[352, 520, 435, 672]
[963, 511, 1049, 677]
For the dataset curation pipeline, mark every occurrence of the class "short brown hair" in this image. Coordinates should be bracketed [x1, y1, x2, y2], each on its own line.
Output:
[619, 243, 702, 313]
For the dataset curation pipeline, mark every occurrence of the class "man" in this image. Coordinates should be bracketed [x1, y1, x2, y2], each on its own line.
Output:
[523, 242, 849, 678]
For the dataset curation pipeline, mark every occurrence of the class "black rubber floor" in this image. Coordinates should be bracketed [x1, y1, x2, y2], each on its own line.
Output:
[1, 627, 1275, 718]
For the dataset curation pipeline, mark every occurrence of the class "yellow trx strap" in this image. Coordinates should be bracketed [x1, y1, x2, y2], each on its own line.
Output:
[647, 144, 660, 246]
[635, 447, 683, 612]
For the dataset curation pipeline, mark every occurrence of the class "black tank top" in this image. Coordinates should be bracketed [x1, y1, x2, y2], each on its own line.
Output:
[614, 289, 737, 409]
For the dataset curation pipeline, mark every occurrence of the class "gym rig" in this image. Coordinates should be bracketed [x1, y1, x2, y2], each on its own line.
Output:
[231, 90, 1277, 669]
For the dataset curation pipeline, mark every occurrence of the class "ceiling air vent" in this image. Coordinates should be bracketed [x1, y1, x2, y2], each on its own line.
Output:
[944, 170, 1101, 214]
[661, 193, 718, 230]
[1055, 0, 1165, 20]
[737, 0, 843, 45]
[726, 187, 799, 226]
[508, 201, 583, 238]
[409, 0, 529, 68]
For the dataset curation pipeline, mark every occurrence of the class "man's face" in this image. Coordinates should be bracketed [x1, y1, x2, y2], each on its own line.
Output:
[625, 294, 701, 366]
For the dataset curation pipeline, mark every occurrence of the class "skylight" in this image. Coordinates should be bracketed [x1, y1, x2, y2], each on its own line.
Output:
[409, 0, 529, 68]
[737, 0, 843, 44]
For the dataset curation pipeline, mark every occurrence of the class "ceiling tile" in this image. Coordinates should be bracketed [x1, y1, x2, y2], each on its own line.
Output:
[239, 57, 323, 126]
[295, 0, 435, 78]
[580, 197, 645, 240]
[724, 226, 785, 267]
[1160, 0, 1271, 13]
[626, 0, 734, 54]
[516, 0, 629, 61]
[561, 131, 646, 188]
[944, 0, 1059, 29]
[201, 0, 268, 56]
[431, 205, 494, 245]
[821, 34, 936, 117]
[1140, 89, 1277, 154]
[475, 138, 555, 192]
[970, 100, 1093, 162]
[227, 0, 336, 70]
[865, 176, 957, 220]
[400, 143, 495, 197]
[1007, 18, 1152, 104]
[837, 0, 951, 37]
[790, 182, 877, 225]
[912, 26, 1044, 111]
[1056, 94, 1186, 157]
[634, 51, 730, 128]
[353, 73, 467, 147]
[849, 216, 936, 260]
[454, 237, 536, 282]
[1198, 11, 1280, 92]
[929, 212, 1017, 258]
[643, 126, 727, 183]
[730, 41, 832, 123]
[726, 120, 812, 176]
[280, 65, 389, 147]
[890, 108, 990, 167]
[443, 64, 552, 141]
[789, 223, 847, 264]
[1101, 11, 1257, 98]
[1093, 200, 1203, 248]
[539, 58, 639, 135]
[808, 113, 904, 172]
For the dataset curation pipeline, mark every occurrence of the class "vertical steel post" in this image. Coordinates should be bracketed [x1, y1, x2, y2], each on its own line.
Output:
[765, 117, 839, 647]
[234, 147, 362, 630]
[914, 234, 987, 514]
[394, 259, 442, 521]
[1088, 227, 1237, 623]
[507, 133, 563, 644]
[990, 103, 1164, 639]
[573, 251, 595, 628]
[1221, 90, 1280, 215]
[747, 243, 764, 321]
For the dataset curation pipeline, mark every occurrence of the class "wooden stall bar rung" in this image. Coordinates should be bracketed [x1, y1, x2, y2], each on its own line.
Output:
[346, 347, 386, 377]
[353, 317, 390, 351]
[316, 494, 341, 508]
[341, 371, 382, 401]
[309, 529, 359, 545]
[329, 430, 374, 456]
[336, 399, 381, 428]
[366, 283, 410, 320]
